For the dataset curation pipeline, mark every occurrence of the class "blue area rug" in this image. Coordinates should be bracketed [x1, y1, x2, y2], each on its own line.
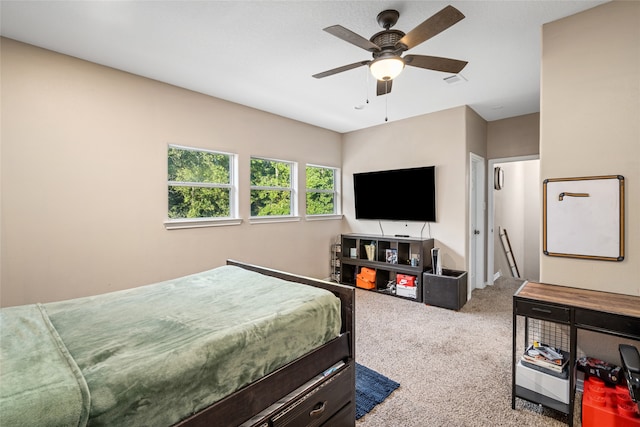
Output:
[355, 363, 400, 419]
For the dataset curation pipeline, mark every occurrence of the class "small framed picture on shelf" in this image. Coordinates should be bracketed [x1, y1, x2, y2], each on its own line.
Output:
[385, 248, 398, 264]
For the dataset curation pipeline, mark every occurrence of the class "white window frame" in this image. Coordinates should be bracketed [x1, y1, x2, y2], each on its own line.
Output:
[305, 164, 342, 220]
[164, 144, 240, 230]
[249, 156, 299, 224]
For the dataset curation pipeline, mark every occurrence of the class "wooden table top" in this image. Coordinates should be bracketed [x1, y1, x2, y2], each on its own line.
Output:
[515, 281, 640, 319]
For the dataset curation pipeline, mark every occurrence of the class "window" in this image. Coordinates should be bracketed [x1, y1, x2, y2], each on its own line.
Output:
[306, 165, 340, 216]
[166, 145, 238, 228]
[250, 157, 297, 217]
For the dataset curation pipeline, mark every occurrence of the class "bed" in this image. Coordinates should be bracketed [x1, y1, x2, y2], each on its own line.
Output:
[0, 259, 356, 427]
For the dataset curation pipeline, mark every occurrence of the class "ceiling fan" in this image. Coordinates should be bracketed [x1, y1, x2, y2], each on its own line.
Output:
[312, 5, 468, 96]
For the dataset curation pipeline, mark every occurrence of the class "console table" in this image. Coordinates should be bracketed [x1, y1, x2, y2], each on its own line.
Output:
[512, 281, 640, 425]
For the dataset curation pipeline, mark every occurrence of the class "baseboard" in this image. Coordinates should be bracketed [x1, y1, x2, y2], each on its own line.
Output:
[493, 271, 501, 281]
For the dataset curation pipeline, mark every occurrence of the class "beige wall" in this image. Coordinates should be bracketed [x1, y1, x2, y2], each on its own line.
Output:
[540, 1, 639, 296]
[487, 113, 539, 159]
[466, 107, 488, 160]
[341, 106, 471, 272]
[0, 38, 343, 307]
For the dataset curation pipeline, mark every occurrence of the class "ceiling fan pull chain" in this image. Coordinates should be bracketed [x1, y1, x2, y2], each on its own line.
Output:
[366, 68, 370, 104]
[385, 81, 389, 122]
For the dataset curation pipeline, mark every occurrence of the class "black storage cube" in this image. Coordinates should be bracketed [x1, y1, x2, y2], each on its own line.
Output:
[423, 269, 468, 310]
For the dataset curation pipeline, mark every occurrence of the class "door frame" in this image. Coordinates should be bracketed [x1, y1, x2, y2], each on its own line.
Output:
[487, 154, 539, 285]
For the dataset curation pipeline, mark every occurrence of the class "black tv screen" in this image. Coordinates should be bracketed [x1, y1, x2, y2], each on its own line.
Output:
[353, 166, 436, 222]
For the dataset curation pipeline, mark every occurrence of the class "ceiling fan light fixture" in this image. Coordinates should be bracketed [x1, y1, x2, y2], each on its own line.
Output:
[369, 57, 405, 81]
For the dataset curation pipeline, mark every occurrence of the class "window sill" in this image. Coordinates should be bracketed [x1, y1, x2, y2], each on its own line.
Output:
[305, 214, 343, 221]
[249, 216, 301, 225]
[164, 218, 243, 230]
[164, 213, 342, 229]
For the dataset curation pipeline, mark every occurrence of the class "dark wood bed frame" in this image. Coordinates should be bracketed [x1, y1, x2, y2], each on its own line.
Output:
[174, 260, 356, 427]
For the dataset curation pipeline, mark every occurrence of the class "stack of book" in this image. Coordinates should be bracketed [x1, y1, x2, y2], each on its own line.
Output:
[521, 342, 569, 378]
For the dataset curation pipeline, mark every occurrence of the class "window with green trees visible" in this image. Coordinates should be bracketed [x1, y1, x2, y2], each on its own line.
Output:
[306, 165, 339, 215]
[168, 145, 236, 219]
[250, 157, 296, 217]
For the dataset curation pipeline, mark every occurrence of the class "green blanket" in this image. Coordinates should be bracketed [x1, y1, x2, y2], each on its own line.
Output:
[0, 304, 90, 427]
[39, 265, 341, 426]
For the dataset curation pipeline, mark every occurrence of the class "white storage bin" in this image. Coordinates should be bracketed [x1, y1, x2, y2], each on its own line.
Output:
[396, 284, 417, 299]
[516, 360, 570, 404]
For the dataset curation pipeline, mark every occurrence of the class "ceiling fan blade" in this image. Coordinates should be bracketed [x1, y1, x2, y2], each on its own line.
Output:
[376, 79, 393, 96]
[312, 60, 371, 79]
[324, 25, 381, 52]
[396, 5, 465, 50]
[404, 55, 468, 74]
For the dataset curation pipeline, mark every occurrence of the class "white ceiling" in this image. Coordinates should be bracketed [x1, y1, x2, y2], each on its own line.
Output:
[1, 1, 608, 133]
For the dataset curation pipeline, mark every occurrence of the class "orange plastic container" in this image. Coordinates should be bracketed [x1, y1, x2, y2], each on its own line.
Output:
[582, 376, 640, 427]
[356, 267, 376, 290]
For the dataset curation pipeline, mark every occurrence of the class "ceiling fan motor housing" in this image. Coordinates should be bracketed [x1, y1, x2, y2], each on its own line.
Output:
[370, 30, 406, 57]
[371, 30, 403, 46]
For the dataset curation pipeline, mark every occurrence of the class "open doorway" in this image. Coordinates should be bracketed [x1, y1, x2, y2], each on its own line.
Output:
[487, 156, 540, 285]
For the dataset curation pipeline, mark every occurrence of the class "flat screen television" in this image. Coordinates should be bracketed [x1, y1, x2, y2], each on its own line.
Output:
[353, 166, 436, 222]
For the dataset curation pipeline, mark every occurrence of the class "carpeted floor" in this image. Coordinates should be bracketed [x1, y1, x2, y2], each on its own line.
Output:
[355, 277, 578, 426]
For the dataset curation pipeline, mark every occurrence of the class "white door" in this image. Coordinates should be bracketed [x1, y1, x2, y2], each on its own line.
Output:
[469, 153, 486, 293]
